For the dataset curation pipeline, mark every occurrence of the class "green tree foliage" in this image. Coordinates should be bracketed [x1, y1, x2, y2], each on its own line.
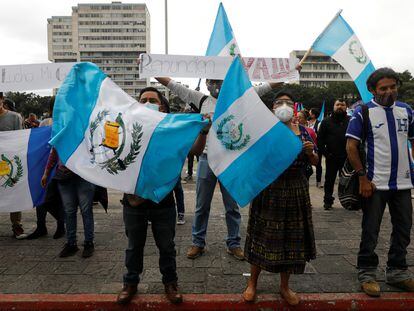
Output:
[4, 92, 52, 118]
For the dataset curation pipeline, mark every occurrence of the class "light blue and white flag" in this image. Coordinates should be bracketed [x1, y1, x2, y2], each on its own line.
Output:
[207, 57, 302, 206]
[206, 2, 240, 57]
[51, 62, 208, 203]
[312, 12, 375, 103]
[318, 100, 325, 122]
[0, 127, 52, 212]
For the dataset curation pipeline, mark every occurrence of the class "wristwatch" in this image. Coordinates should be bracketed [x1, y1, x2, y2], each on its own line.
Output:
[356, 169, 366, 177]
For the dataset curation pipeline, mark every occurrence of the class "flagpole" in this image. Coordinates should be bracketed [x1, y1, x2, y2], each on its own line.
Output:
[164, 0, 170, 99]
[298, 9, 343, 66]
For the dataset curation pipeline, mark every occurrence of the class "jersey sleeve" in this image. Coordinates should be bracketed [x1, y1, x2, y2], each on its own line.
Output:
[346, 106, 364, 141]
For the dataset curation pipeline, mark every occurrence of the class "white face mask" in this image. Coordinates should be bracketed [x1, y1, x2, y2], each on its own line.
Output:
[144, 103, 160, 111]
[273, 104, 294, 122]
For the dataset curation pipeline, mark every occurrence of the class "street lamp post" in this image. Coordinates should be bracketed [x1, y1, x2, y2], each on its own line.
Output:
[164, 0, 169, 99]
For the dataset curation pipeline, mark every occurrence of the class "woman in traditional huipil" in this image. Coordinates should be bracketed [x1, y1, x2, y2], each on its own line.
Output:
[242, 91, 318, 306]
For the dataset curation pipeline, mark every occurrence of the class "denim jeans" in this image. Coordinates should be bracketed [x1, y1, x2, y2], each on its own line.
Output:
[173, 179, 185, 215]
[192, 154, 241, 249]
[57, 176, 95, 245]
[357, 189, 412, 283]
[123, 203, 177, 285]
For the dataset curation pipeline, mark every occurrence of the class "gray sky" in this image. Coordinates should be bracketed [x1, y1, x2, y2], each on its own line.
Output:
[0, 0, 413, 94]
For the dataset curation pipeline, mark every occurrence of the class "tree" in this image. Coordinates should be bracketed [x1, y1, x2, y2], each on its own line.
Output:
[4, 92, 51, 118]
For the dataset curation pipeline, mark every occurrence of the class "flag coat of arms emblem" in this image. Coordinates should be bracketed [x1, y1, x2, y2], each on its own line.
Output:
[51, 62, 207, 203]
[207, 57, 302, 206]
[0, 127, 52, 212]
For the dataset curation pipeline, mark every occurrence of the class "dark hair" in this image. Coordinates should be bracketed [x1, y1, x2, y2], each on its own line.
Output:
[0, 92, 3, 98]
[138, 86, 170, 113]
[366, 67, 402, 91]
[274, 90, 295, 102]
[310, 108, 320, 118]
[3, 98, 16, 111]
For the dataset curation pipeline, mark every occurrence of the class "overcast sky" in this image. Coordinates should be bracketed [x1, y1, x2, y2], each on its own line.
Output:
[0, 0, 413, 94]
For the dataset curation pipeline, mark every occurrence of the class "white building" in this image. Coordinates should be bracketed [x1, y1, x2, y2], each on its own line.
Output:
[48, 2, 150, 97]
[290, 50, 352, 87]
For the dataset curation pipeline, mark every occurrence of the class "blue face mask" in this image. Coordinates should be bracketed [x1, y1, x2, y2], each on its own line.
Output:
[144, 103, 160, 111]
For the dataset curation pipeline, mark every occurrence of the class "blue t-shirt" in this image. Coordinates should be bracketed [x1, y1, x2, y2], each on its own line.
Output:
[346, 100, 414, 190]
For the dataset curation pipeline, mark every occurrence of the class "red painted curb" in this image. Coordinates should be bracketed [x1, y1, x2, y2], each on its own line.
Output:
[0, 293, 414, 310]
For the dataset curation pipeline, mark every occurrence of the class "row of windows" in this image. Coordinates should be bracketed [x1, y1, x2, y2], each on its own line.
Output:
[52, 38, 72, 43]
[79, 20, 145, 26]
[53, 32, 72, 36]
[81, 51, 141, 57]
[89, 59, 136, 64]
[78, 13, 146, 18]
[52, 45, 73, 50]
[53, 51, 77, 56]
[78, 28, 145, 33]
[79, 36, 146, 41]
[81, 5, 144, 10]
[79, 43, 145, 48]
[301, 73, 350, 79]
[53, 25, 71, 29]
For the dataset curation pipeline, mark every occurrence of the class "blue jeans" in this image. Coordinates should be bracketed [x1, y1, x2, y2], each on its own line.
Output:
[174, 179, 185, 215]
[192, 154, 241, 249]
[123, 203, 177, 285]
[57, 176, 95, 245]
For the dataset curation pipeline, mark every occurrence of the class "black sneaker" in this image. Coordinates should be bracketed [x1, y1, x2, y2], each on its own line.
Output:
[82, 241, 95, 258]
[26, 226, 48, 240]
[59, 243, 79, 258]
[324, 203, 333, 210]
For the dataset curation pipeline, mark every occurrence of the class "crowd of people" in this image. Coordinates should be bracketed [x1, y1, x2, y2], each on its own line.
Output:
[1, 66, 414, 305]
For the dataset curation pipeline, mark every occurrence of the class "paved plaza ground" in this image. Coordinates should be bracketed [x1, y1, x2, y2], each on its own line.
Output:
[0, 172, 413, 296]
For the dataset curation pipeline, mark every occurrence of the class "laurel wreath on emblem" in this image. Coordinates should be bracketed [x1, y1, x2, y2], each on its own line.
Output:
[229, 44, 237, 57]
[348, 40, 367, 64]
[89, 110, 143, 175]
[0, 154, 23, 188]
[216, 115, 250, 151]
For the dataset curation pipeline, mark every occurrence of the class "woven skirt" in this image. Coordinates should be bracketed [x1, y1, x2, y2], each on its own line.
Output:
[244, 168, 316, 274]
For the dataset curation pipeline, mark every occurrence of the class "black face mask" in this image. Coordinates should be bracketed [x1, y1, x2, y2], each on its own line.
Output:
[375, 92, 397, 107]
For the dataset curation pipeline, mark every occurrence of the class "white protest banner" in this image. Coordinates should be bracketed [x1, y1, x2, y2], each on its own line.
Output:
[0, 62, 77, 91]
[139, 54, 299, 83]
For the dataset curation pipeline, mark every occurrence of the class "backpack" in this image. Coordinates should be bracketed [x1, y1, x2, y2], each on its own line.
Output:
[338, 105, 369, 211]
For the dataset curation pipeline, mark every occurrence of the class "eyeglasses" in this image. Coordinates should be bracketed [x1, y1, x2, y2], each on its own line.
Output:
[139, 98, 160, 104]
[273, 99, 294, 105]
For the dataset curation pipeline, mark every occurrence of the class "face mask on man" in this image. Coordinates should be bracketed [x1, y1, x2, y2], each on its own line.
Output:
[375, 92, 397, 107]
[273, 104, 294, 123]
[144, 103, 160, 111]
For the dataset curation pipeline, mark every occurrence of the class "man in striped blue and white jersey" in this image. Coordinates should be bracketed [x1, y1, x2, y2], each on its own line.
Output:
[346, 68, 414, 297]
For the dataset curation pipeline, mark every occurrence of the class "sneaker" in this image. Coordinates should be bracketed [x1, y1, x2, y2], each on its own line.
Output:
[183, 175, 193, 182]
[324, 203, 333, 210]
[59, 243, 79, 258]
[177, 214, 186, 225]
[82, 241, 95, 258]
[227, 247, 245, 261]
[26, 226, 48, 240]
[361, 280, 381, 297]
[187, 245, 205, 259]
[12, 224, 27, 240]
[388, 279, 414, 292]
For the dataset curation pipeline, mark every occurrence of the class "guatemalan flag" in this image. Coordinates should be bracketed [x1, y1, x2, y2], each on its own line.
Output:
[207, 57, 302, 206]
[51, 62, 207, 203]
[206, 2, 240, 57]
[312, 12, 375, 103]
[0, 127, 51, 212]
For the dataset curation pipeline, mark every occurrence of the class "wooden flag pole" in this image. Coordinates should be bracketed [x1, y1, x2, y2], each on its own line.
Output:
[298, 9, 343, 66]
